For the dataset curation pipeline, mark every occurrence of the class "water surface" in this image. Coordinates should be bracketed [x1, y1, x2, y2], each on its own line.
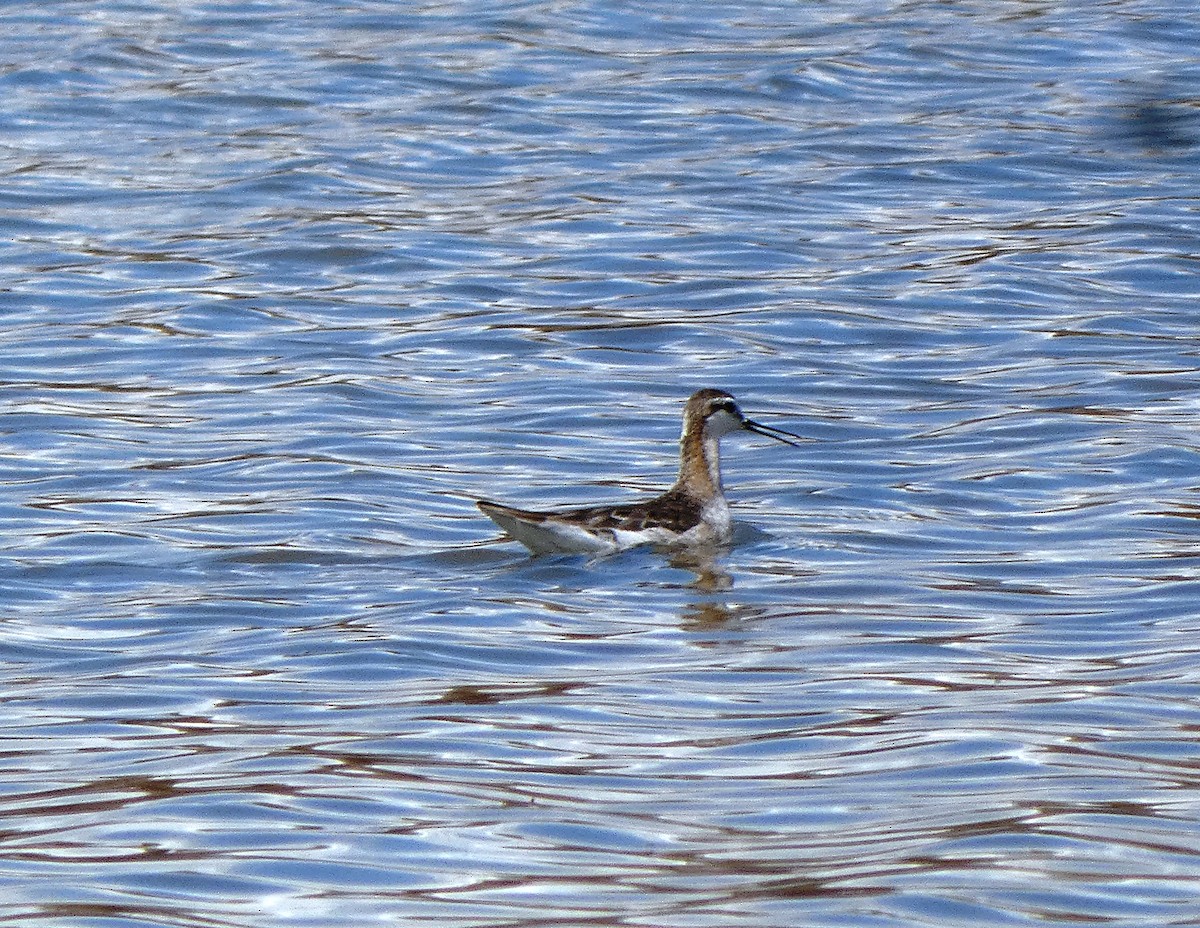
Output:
[3, 1, 1200, 926]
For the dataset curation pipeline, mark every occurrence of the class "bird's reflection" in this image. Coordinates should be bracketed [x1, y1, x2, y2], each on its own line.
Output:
[668, 544, 733, 592]
[665, 544, 771, 630]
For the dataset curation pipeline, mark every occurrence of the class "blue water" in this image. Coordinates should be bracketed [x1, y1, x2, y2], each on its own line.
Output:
[3, 1, 1200, 926]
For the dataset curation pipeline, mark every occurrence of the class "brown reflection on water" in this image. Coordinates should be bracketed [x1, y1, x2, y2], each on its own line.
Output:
[434, 681, 585, 705]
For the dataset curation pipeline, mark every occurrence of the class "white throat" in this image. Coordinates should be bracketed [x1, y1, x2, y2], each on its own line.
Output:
[700, 432, 723, 490]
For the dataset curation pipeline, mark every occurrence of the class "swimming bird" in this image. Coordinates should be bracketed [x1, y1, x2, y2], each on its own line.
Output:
[476, 389, 803, 555]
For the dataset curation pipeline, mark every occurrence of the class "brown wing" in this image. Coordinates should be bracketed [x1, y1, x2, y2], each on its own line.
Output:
[478, 489, 705, 535]
[554, 488, 705, 534]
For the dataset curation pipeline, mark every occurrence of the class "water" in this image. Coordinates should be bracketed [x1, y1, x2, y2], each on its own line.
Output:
[3, 1, 1200, 925]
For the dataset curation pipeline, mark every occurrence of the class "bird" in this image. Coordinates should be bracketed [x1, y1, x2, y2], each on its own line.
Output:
[476, 389, 803, 555]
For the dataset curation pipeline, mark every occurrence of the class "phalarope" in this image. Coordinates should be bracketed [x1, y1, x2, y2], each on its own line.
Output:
[477, 389, 804, 555]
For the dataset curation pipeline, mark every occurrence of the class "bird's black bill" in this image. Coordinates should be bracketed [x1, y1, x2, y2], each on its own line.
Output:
[743, 418, 807, 447]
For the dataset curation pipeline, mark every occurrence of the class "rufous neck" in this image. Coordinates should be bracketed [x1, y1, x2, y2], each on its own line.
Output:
[676, 427, 722, 499]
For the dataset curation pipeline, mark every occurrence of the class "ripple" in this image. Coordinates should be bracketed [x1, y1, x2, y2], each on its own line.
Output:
[4, 0, 1200, 926]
